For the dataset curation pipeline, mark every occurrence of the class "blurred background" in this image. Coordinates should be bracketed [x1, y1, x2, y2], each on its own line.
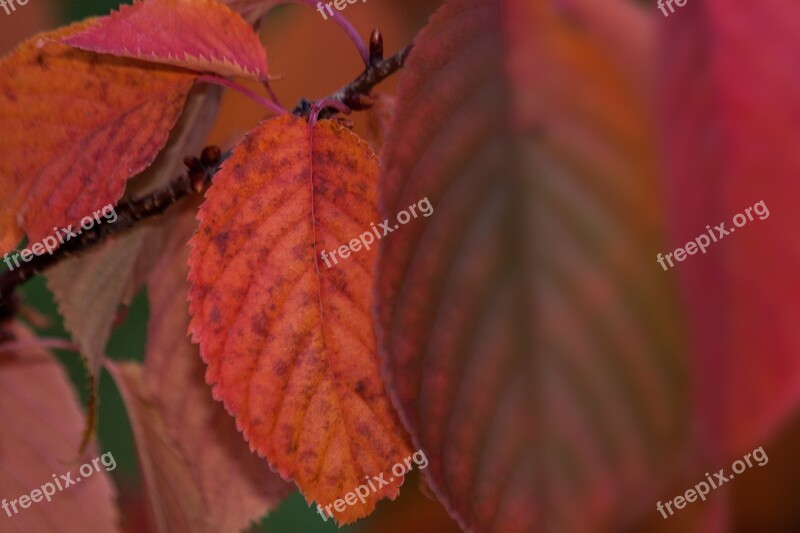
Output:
[3, 1, 800, 532]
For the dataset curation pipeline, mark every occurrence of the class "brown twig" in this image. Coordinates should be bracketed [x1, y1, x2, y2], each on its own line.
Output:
[292, 30, 412, 119]
[0, 147, 224, 312]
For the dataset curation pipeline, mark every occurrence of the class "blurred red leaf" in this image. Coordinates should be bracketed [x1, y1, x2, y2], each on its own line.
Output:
[659, 0, 800, 457]
[0, 324, 119, 532]
[141, 198, 289, 531]
[105, 200, 289, 532]
[62, 0, 269, 81]
[365, 94, 395, 153]
[188, 115, 411, 524]
[376, 0, 688, 530]
[107, 359, 209, 532]
[0, 21, 195, 252]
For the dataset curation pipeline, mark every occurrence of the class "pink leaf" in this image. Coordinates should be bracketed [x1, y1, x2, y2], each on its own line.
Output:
[62, 0, 269, 81]
[659, 0, 800, 457]
[0, 324, 119, 532]
[142, 199, 290, 530]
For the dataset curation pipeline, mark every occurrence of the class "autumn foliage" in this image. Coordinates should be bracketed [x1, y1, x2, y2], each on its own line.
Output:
[189, 115, 410, 522]
[1, 0, 800, 532]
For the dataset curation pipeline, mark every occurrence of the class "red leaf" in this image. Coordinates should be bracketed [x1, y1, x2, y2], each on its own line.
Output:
[0, 21, 195, 251]
[62, 0, 268, 81]
[188, 114, 411, 524]
[376, 0, 688, 530]
[659, 1, 800, 455]
[0, 324, 119, 532]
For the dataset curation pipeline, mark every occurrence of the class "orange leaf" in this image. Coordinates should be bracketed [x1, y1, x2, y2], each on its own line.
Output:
[46, 85, 221, 378]
[0, 21, 196, 252]
[62, 0, 269, 81]
[188, 114, 411, 524]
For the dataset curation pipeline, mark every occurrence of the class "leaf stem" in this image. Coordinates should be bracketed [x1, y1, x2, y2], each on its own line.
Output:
[309, 98, 351, 127]
[197, 75, 286, 115]
[327, 10, 370, 66]
[263, 80, 282, 107]
[0, 337, 80, 354]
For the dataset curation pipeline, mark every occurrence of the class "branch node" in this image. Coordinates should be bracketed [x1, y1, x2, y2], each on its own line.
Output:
[292, 40, 412, 121]
[369, 29, 384, 65]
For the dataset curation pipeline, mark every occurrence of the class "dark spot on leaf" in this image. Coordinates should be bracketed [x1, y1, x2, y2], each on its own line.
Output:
[209, 306, 221, 324]
[252, 312, 268, 338]
[273, 359, 288, 377]
[213, 230, 231, 254]
[292, 243, 306, 261]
